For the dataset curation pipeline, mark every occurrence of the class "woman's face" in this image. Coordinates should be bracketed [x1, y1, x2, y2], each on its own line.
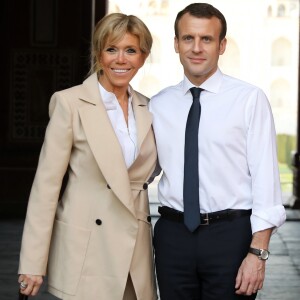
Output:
[98, 32, 147, 91]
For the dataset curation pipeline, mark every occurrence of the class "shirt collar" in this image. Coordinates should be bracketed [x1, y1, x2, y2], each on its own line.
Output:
[181, 68, 223, 95]
[98, 83, 133, 110]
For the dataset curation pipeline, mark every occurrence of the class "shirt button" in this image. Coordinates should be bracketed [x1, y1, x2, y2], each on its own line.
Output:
[143, 183, 148, 190]
[107, 184, 111, 189]
[95, 219, 102, 225]
[147, 216, 151, 222]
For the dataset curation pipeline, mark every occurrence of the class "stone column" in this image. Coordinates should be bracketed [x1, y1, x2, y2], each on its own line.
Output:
[290, 23, 300, 209]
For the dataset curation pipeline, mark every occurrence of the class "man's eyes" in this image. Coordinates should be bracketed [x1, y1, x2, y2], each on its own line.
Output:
[183, 35, 193, 41]
[202, 37, 212, 42]
[182, 36, 212, 42]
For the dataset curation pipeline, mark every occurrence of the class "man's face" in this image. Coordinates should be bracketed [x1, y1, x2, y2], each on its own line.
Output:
[174, 13, 226, 86]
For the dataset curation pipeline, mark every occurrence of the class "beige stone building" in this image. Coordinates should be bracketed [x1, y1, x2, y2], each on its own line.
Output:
[109, 0, 299, 136]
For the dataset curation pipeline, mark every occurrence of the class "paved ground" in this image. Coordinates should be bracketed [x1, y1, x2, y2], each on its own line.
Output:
[255, 211, 300, 300]
[1, 204, 299, 300]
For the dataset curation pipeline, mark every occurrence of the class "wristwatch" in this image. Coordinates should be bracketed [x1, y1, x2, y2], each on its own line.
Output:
[249, 247, 270, 260]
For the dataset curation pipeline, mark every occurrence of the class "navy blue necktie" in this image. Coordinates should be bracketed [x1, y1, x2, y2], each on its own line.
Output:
[183, 87, 203, 232]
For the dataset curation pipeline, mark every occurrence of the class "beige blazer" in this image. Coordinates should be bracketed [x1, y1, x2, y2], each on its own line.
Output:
[18, 73, 158, 300]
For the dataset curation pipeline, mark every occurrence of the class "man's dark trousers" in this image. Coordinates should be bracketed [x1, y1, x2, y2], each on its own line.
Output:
[154, 212, 257, 300]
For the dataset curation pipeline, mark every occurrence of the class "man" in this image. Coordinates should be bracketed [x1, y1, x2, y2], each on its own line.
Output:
[149, 3, 286, 300]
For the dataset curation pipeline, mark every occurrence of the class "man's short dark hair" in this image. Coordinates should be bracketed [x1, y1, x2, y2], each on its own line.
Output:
[174, 3, 227, 41]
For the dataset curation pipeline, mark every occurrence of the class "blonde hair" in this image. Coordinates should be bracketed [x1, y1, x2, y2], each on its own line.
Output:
[90, 13, 153, 74]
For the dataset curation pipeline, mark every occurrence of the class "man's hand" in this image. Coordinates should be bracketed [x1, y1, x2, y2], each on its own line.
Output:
[18, 274, 43, 296]
[235, 253, 265, 295]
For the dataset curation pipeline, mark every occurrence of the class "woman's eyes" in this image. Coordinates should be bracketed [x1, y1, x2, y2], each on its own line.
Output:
[126, 48, 137, 54]
[104, 47, 138, 54]
[105, 47, 116, 53]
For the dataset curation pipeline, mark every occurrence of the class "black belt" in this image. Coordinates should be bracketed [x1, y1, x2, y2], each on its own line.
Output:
[158, 206, 251, 225]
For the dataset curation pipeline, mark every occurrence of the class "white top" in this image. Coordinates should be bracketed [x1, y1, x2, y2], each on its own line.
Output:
[149, 68, 286, 233]
[98, 83, 138, 168]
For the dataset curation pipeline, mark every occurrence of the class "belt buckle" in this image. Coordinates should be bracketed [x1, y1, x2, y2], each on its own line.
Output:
[200, 213, 209, 225]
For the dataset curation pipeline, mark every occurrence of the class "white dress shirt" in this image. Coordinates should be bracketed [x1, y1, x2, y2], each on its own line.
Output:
[149, 68, 286, 233]
[98, 83, 137, 168]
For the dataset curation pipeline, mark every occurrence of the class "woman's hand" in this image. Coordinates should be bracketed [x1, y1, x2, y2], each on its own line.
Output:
[18, 274, 43, 296]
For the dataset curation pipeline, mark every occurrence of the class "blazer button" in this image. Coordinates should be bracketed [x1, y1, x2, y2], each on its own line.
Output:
[95, 219, 102, 225]
[107, 184, 111, 189]
[143, 183, 148, 190]
[147, 216, 151, 222]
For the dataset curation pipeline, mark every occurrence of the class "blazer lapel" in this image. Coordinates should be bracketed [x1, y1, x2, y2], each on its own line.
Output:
[127, 91, 154, 176]
[131, 91, 153, 155]
[77, 74, 135, 216]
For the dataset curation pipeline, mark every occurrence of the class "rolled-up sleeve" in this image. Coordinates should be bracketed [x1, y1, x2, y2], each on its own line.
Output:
[246, 89, 286, 233]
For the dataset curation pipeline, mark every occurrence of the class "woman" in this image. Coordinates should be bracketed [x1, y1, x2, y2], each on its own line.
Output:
[18, 13, 157, 300]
